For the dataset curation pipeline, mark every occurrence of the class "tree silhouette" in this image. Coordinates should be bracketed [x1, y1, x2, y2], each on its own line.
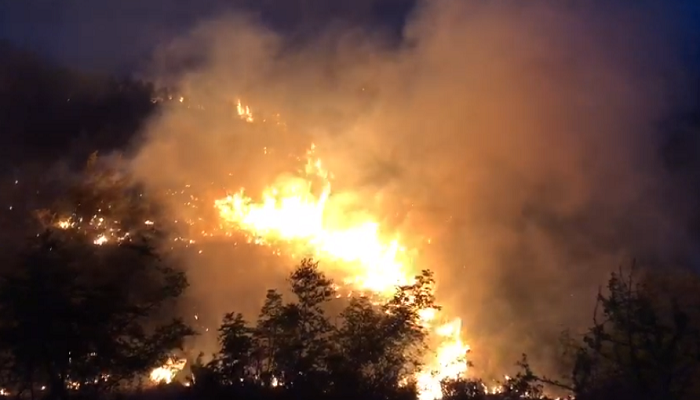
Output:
[254, 289, 286, 387]
[280, 259, 335, 392]
[203, 260, 446, 400]
[0, 228, 193, 399]
[529, 265, 700, 400]
[212, 312, 255, 385]
[326, 270, 439, 398]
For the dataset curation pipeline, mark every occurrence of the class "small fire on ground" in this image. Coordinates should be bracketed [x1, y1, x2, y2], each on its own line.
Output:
[149, 358, 187, 385]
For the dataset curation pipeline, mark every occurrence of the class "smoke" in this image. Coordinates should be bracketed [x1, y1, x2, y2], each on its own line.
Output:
[130, 0, 698, 378]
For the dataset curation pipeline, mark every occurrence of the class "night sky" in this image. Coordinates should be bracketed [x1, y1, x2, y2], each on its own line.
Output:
[2, 1, 700, 75]
[0, 0, 416, 73]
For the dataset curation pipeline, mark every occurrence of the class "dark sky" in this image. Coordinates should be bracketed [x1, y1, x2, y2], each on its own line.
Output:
[0, 0, 416, 74]
[1, 0, 699, 75]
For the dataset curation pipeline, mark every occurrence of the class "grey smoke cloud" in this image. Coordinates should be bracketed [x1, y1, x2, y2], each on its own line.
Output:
[130, 0, 697, 378]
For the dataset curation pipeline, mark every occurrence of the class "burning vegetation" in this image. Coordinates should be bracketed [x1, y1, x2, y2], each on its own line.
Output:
[37, 100, 470, 399]
[1, 2, 700, 399]
[0, 95, 693, 400]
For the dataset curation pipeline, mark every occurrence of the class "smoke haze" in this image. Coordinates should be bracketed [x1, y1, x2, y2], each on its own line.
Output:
[129, 0, 699, 378]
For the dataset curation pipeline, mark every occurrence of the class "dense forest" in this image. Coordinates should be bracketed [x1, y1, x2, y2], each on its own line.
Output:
[2, 39, 700, 400]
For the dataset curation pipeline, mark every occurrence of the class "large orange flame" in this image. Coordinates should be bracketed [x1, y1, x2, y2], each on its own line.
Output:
[214, 141, 469, 400]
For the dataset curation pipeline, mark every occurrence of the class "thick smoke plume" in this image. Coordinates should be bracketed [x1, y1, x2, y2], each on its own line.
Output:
[130, 0, 696, 378]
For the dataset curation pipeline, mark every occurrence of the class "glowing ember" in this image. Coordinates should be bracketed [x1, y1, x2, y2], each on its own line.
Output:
[53, 215, 132, 245]
[214, 144, 469, 399]
[149, 357, 187, 384]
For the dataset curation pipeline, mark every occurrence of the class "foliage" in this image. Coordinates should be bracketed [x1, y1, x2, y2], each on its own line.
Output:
[437, 264, 700, 400]
[195, 259, 438, 400]
[440, 355, 548, 400]
[325, 270, 439, 397]
[536, 264, 700, 400]
[190, 260, 580, 400]
[0, 227, 193, 399]
[0, 147, 194, 399]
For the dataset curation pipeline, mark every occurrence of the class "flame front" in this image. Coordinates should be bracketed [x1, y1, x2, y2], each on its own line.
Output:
[214, 144, 469, 399]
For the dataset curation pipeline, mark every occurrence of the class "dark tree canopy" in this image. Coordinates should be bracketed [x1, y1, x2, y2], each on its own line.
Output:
[192, 259, 439, 400]
[554, 266, 700, 400]
[0, 229, 193, 400]
[187, 260, 562, 400]
[0, 151, 194, 400]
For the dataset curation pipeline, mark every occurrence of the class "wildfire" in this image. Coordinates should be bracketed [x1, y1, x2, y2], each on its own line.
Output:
[214, 144, 469, 400]
[149, 357, 187, 385]
[49, 97, 469, 399]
